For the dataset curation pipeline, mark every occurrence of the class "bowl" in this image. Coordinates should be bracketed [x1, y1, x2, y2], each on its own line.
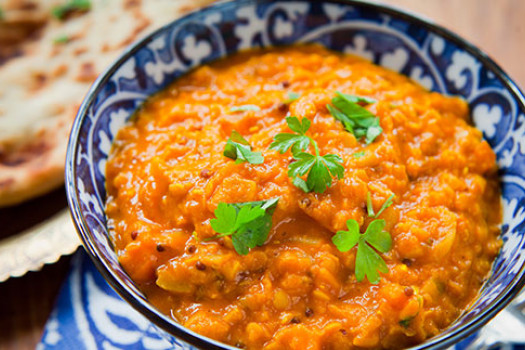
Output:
[65, 0, 525, 349]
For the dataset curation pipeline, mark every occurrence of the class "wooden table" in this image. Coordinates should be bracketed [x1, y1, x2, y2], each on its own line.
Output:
[0, 188, 73, 350]
[0, 1, 524, 349]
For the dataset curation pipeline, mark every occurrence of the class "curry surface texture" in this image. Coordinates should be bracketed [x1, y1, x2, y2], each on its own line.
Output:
[105, 46, 501, 349]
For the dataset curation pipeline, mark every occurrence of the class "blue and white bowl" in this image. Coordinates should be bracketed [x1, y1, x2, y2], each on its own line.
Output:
[65, 0, 525, 349]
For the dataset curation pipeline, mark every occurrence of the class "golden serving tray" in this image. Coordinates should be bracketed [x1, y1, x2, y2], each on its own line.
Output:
[0, 208, 79, 282]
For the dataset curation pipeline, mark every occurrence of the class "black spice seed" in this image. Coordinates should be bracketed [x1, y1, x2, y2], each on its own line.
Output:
[290, 317, 301, 324]
[278, 103, 288, 113]
[217, 237, 225, 246]
[156, 244, 165, 252]
[339, 329, 347, 335]
[289, 157, 297, 164]
[404, 286, 414, 297]
[300, 197, 311, 207]
[196, 261, 206, 271]
[187, 245, 196, 254]
[281, 81, 290, 88]
[235, 342, 246, 349]
[200, 169, 211, 178]
[130, 231, 138, 240]
[402, 258, 413, 267]
[305, 308, 314, 317]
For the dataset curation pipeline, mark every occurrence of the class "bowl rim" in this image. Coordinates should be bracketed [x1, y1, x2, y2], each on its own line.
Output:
[65, 0, 525, 349]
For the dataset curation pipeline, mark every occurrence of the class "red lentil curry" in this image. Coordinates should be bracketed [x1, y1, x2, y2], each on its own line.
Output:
[105, 45, 502, 349]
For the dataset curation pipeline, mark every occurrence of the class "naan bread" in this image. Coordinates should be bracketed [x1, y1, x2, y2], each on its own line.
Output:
[0, 0, 215, 207]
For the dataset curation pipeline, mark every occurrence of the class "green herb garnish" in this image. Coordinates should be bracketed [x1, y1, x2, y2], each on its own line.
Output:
[399, 317, 414, 328]
[223, 130, 264, 164]
[230, 104, 261, 112]
[283, 92, 301, 104]
[332, 219, 392, 284]
[52, 0, 92, 20]
[53, 35, 70, 44]
[333, 194, 395, 283]
[367, 192, 395, 218]
[366, 192, 375, 217]
[0, 6, 4, 20]
[353, 151, 365, 158]
[327, 91, 382, 144]
[289, 152, 344, 194]
[374, 193, 395, 218]
[269, 116, 311, 155]
[399, 295, 422, 328]
[270, 116, 344, 194]
[210, 198, 279, 255]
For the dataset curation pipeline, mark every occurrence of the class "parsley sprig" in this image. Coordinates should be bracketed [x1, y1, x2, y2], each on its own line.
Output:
[210, 198, 279, 255]
[332, 194, 395, 284]
[270, 117, 344, 194]
[327, 91, 382, 144]
[269, 116, 311, 155]
[52, 0, 91, 20]
[224, 130, 264, 164]
[367, 192, 395, 218]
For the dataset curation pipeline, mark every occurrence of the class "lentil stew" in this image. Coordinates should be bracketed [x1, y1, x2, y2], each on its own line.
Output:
[105, 46, 501, 349]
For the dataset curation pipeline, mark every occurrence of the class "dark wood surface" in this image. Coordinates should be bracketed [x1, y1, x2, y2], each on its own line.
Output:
[0, 188, 72, 350]
[0, 252, 72, 350]
[0, 1, 524, 349]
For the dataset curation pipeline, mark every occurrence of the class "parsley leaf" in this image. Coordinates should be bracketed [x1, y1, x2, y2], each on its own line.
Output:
[271, 117, 344, 194]
[374, 193, 395, 218]
[301, 153, 343, 194]
[336, 93, 376, 105]
[366, 192, 375, 217]
[353, 151, 365, 158]
[292, 177, 310, 193]
[52, 0, 91, 20]
[367, 193, 395, 218]
[333, 194, 395, 283]
[210, 198, 279, 255]
[283, 92, 301, 104]
[230, 104, 261, 112]
[332, 218, 392, 284]
[322, 154, 345, 179]
[223, 130, 264, 164]
[269, 116, 311, 155]
[288, 152, 316, 177]
[331, 219, 360, 251]
[327, 91, 382, 144]
[291, 153, 337, 193]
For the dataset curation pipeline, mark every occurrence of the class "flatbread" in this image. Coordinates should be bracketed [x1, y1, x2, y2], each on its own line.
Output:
[0, 0, 216, 207]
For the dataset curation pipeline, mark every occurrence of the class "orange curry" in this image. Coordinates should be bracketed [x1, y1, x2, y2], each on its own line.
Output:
[105, 46, 501, 349]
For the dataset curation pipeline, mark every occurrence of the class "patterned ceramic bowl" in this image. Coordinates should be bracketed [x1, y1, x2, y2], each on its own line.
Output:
[65, 0, 525, 349]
